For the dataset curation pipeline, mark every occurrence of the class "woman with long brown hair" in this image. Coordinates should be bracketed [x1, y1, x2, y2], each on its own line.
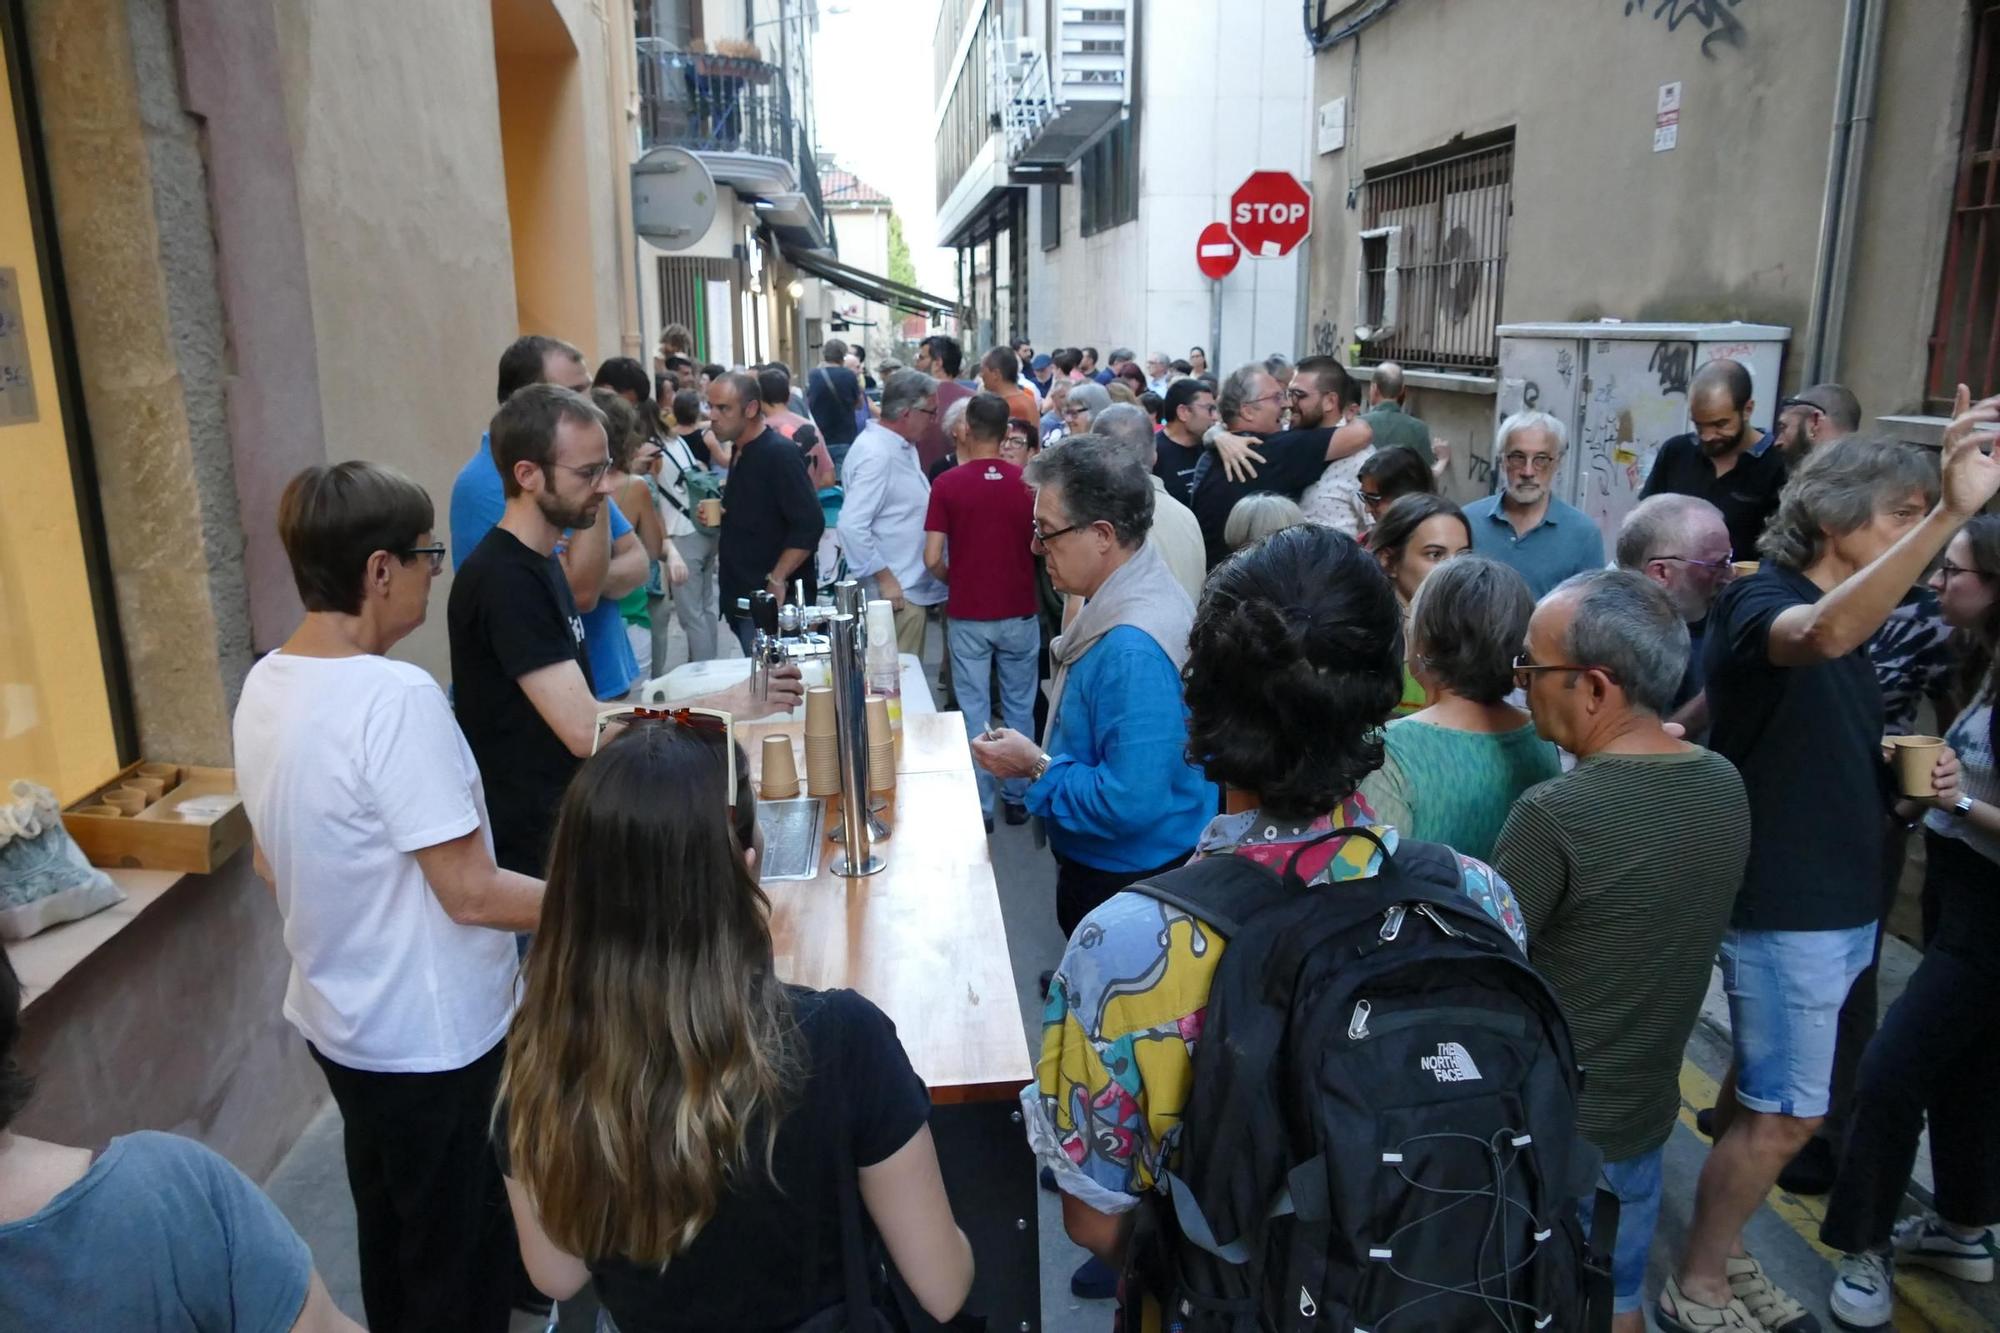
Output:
[496, 718, 973, 1329]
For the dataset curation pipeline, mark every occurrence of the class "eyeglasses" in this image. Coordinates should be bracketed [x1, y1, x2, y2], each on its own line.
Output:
[1360, 489, 1387, 508]
[591, 705, 737, 800]
[399, 544, 447, 575]
[547, 458, 615, 484]
[1284, 387, 1314, 403]
[1502, 452, 1558, 473]
[1003, 433, 1028, 447]
[1649, 551, 1735, 572]
[909, 404, 938, 419]
[1063, 403, 1092, 418]
[1243, 392, 1285, 409]
[1513, 653, 1620, 686]
[1938, 560, 1990, 581]
[1030, 519, 1086, 551]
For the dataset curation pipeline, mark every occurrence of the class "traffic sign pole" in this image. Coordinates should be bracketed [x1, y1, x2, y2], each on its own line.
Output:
[1209, 278, 1222, 382]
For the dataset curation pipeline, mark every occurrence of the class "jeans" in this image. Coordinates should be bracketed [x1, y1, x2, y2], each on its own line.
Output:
[308, 1041, 516, 1333]
[1821, 833, 2000, 1252]
[947, 614, 1040, 818]
[1720, 921, 1877, 1118]
[1817, 814, 1910, 1148]
[670, 528, 720, 662]
[1578, 1148, 1664, 1315]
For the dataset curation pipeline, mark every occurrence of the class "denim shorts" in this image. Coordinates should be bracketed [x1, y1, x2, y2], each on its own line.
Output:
[1577, 1147, 1664, 1315]
[1720, 923, 1877, 1118]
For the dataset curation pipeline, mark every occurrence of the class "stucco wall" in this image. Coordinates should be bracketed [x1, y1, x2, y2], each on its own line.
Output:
[1026, 0, 1309, 367]
[1306, 1, 1967, 425]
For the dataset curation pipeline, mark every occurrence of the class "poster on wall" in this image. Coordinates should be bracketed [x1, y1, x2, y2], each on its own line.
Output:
[0, 268, 39, 425]
[706, 279, 734, 366]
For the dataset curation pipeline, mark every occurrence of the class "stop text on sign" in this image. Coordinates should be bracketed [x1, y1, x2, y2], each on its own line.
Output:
[1232, 201, 1309, 226]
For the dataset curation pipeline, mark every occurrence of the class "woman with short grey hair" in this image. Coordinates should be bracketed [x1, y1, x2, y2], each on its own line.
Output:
[970, 434, 1214, 936]
[1358, 555, 1561, 860]
[1222, 493, 1305, 551]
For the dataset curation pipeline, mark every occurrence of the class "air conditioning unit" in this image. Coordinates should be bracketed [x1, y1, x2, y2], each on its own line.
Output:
[1355, 225, 1402, 341]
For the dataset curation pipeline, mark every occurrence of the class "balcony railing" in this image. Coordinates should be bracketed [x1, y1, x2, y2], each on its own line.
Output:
[638, 45, 796, 161]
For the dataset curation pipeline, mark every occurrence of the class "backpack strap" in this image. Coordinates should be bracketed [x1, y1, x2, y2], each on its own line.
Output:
[1126, 851, 1287, 937]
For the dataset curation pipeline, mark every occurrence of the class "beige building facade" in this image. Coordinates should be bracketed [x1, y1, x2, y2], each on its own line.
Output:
[1302, 0, 1973, 501]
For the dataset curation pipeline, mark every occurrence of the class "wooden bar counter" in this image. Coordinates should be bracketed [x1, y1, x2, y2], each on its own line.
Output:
[741, 711, 1032, 1104]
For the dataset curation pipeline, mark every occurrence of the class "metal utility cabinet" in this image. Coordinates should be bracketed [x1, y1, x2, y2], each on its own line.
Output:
[1493, 322, 1791, 550]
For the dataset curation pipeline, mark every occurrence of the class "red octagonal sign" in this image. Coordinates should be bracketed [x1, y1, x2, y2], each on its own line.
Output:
[1229, 171, 1313, 259]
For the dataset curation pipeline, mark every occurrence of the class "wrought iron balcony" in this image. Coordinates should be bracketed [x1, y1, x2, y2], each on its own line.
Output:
[637, 40, 823, 231]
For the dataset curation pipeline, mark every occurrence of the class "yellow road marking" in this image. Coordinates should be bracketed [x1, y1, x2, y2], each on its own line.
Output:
[1677, 1058, 1991, 1332]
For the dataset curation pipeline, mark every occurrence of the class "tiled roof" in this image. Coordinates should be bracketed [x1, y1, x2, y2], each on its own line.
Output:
[822, 165, 891, 206]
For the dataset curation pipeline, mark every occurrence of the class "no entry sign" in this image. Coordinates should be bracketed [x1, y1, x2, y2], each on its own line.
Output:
[1229, 171, 1313, 258]
[1195, 222, 1240, 280]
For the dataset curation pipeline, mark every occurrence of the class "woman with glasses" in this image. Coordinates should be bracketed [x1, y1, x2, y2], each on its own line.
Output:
[1356, 446, 1436, 540]
[234, 462, 544, 1332]
[1055, 381, 1111, 442]
[1358, 556, 1560, 859]
[1823, 513, 2000, 1327]
[497, 719, 974, 1330]
[1370, 494, 1474, 718]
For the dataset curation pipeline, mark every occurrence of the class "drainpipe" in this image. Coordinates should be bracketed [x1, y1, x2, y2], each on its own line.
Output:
[1802, 0, 1883, 384]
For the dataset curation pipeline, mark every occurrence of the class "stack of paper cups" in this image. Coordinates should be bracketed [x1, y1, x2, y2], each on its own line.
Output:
[865, 694, 896, 792]
[804, 687, 841, 796]
[759, 734, 800, 800]
[866, 599, 896, 646]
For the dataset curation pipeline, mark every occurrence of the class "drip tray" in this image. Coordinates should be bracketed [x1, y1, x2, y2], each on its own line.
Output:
[756, 798, 825, 881]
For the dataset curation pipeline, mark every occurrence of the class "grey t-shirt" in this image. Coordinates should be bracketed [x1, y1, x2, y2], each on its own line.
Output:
[0, 1130, 312, 1331]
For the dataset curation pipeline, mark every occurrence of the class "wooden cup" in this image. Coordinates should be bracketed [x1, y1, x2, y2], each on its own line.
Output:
[124, 777, 166, 803]
[137, 762, 182, 789]
[760, 734, 801, 800]
[104, 789, 148, 816]
[73, 803, 124, 818]
[1890, 735, 1945, 799]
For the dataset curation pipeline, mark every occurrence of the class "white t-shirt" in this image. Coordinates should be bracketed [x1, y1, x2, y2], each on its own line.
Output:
[232, 652, 518, 1073]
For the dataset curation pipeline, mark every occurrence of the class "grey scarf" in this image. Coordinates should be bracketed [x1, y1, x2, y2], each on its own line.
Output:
[1042, 539, 1196, 749]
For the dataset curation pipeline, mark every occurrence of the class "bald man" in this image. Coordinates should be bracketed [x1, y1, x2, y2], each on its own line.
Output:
[1361, 361, 1435, 466]
[1639, 358, 1786, 559]
[1773, 382, 1862, 465]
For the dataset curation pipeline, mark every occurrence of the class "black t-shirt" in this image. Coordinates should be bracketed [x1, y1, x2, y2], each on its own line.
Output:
[496, 987, 930, 1333]
[806, 366, 861, 446]
[1189, 427, 1337, 567]
[1703, 565, 1888, 930]
[1153, 430, 1203, 509]
[674, 425, 713, 468]
[447, 526, 592, 875]
[718, 428, 827, 616]
[1640, 433, 1787, 561]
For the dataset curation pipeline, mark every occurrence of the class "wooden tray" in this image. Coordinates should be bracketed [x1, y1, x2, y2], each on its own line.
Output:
[61, 763, 250, 874]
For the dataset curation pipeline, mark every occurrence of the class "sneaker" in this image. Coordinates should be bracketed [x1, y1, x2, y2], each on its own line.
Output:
[1828, 1250, 1893, 1329]
[1658, 1275, 1759, 1331]
[1727, 1255, 1819, 1332]
[1070, 1255, 1118, 1300]
[1892, 1214, 1999, 1282]
[1777, 1136, 1838, 1196]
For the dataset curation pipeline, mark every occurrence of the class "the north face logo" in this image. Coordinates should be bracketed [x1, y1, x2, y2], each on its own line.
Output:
[1420, 1042, 1483, 1083]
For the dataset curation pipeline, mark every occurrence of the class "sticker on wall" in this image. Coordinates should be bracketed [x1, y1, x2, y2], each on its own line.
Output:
[0, 268, 38, 426]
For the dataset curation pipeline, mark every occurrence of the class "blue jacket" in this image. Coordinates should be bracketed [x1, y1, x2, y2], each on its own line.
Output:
[1028, 625, 1216, 871]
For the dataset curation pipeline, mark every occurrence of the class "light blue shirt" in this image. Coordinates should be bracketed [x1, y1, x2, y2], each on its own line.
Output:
[1463, 493, 1606, 600]
[1028, 625, 1217, 871]
[449, 434, 638, 699]
[836, 421, 946, 607]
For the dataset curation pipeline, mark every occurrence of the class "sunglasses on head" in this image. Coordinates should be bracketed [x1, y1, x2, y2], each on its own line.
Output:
[591, 705, 737, 802]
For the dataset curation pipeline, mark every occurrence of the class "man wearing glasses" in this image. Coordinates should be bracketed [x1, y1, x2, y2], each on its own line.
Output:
[1465, 410, 1606, 598]
[1616, 493, 1737, 733]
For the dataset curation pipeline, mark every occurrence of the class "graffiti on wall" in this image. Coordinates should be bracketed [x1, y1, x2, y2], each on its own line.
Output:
[1311, 316, 1339, 358]
[1622, 0, 1748, 58]
[1648, 341, 1692, 395]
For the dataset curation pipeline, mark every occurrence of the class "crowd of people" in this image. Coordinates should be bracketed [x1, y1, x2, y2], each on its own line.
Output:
[3, 316, 1998, 1333]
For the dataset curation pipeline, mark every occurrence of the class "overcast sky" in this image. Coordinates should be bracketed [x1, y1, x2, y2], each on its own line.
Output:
[811, 0, 958, 294]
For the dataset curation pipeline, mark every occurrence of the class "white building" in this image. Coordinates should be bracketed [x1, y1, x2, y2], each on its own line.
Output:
[933, 0, 1312, 364]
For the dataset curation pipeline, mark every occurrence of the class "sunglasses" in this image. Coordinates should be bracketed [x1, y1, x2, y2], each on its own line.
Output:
[591, 705, 737, 802]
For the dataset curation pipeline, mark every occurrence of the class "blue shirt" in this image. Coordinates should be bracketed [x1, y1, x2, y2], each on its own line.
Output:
[1028, 624, 1217, 871]
[1463, 493, 1606, 599]
[450, 434, 638, 700]
[0, 1131, 311, 1332]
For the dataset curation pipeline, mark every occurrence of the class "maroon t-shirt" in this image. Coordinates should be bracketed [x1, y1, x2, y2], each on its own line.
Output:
[923, 456, 1038, 620]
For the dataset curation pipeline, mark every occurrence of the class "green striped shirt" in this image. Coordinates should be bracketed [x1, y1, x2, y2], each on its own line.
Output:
[1493, 748, 1749, 1161]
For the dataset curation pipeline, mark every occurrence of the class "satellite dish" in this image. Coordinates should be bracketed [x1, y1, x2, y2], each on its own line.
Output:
[632, 147, 718, 250]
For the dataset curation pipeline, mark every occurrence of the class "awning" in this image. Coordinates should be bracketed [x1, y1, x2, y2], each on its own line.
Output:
[779, 244, 959, 320]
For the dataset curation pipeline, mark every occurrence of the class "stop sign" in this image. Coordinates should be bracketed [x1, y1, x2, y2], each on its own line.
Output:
[1195, 222, 1240, 280]
[1229, 171, 1313, 258]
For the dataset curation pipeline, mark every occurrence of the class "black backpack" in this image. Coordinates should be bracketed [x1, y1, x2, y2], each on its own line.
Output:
[1123, 826, 1616, 1332]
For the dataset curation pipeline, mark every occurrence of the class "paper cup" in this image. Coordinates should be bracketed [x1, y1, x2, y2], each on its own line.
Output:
[865, 694, 892, 746]
[104, 789, 148, 816]
[759, 735, 800, 799]
[695, 498, 723, 526]
[1890, 735, 1945, 799]
[868, 740, 896, 792]
[1732, 560, 1759, 578]
[804, 687, 837, 736]
[805, 733, 841, 796]
[73, 803, 123, 818]
[137, 762, 182, 788]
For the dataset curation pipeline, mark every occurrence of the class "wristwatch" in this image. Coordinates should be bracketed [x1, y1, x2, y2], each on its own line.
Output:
[1031, 752, 1053, 783]
[1953, 794, 1975, 817]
